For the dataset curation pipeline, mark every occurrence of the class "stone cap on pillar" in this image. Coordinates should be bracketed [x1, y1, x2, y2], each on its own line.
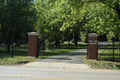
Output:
[28, 32, 39, 36]
[88, 33, 98, 37]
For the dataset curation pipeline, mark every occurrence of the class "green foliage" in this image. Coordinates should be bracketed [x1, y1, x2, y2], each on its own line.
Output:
[0, 0, 36, 39]
[0, 0, 37, 52]
[35, 0, 89, 46]
[71, 0, 120, 40]
[35, 0, 120, 44]
[80, 31, 87, 42]
[83, 1, 120, 40]
[0, 0, 120, 42]
[35, 0, 69, 47]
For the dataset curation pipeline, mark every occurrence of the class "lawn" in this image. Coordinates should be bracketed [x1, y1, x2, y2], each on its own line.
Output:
[0, 45, 38, 65]
[84, 56, 120, 70]
[0, 42, 87, 65]
[98, 44, 120, 61]
[84, 42, 120, 70]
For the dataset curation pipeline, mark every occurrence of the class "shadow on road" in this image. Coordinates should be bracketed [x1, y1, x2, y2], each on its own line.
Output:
[37, 49, 87, 64]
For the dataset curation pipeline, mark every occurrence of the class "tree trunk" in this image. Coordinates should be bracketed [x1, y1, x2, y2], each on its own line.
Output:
[115, 4, 120, 20]
[7, 40, 10, 53]
[55, 35, 61, 48]
[68, 40, 70, 46]
[100, 1, 120, 20]
[1, 22, 11, 53]
[75, 41, 77, 45]
[55, 41, 58, 48]
[55, 40, 61, 48]
[74, 33, 78, 45]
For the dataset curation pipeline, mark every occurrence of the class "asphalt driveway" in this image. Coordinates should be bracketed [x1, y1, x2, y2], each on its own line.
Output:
[36, 49, 87, 64]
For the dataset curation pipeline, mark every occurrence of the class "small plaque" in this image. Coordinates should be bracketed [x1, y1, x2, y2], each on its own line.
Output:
[89, 43, 94, 44]
[93, 43, 97, 44]
[89, 43, 97, 45]
[89, 40, 93, 42]
[94, 40, 98, 42]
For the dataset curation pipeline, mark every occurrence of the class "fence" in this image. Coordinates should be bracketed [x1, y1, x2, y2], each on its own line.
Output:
[98, 41, 120, 61]
[0, 39, 28, 58]
[0, 39, 28, 46]
[38, 36, 45, 56]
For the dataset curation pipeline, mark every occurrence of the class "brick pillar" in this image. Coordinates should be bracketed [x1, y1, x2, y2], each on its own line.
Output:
[87, 33, 98, 60]
[28, 32, 39, 58]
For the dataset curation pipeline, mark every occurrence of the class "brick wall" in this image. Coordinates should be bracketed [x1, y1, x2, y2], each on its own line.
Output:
[88, 33, 98, 60]
[28, 35, 38, 58]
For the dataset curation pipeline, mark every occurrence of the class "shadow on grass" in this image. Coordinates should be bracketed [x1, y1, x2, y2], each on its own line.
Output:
[43, 51, 67, 56]
[98, 59, 120, 62]
[42, 57, 72, 60]
[49, 44, 87, 49]
[64, 52, 87, 56]
[0, 44, 87, 59]
[98, 54, 120, 62]
[0, 47, 28, 58]
[44, 52, 87, 56]
[99, 53, 114, 56]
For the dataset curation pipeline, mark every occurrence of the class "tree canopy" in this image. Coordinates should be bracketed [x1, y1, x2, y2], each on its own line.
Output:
[0, 0, 37, 52]
[0, 0, 120, 50]
[34, 0, 120, 47]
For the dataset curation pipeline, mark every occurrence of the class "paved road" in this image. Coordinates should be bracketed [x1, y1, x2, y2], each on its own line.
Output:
[23, 49, 89, 69]
[37, 49, 87, 64]
[37, 41, 112, 64]
[0, 66, 120, 80]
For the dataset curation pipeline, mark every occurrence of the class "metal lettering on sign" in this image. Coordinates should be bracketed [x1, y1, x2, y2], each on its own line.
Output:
[89, 43, 94, 44]
[89, 43, 97, 45]
[89, 40, 93, 42]
[93, 43, 97, 44]
[94, 40, 98, 42]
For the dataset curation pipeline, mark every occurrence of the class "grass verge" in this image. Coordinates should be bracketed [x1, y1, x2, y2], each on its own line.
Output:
[0, 43, 87, 65]
[0, 46, 38, 65]
[83, 56, 120, 70]
[0, 57, 38, 65]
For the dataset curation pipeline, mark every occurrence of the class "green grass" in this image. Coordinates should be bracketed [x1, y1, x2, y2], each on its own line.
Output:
[84, 42, 120, 70]
[0, 43, 87, 65]
[0, 46, 38, 65]
[98, 45, 120, 61]
[84, 56, 120, 70]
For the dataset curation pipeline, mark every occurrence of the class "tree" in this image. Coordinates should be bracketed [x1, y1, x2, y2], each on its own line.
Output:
[82, 1, 120, 40]
[99, 0, 120, 20]
[60, 1, 90, 44]
[68, 0, 120, 40]
[35, 0, 69, 47]
[35, 0, 120, 47]
[73, 0, 120, 20]
[35, 0, 91, 46]
[0, 0, 36, 52]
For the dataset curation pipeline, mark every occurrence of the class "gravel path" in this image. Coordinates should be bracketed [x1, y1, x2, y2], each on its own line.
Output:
[23, 62, 90, 69]
[23, 49, 91, 69]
